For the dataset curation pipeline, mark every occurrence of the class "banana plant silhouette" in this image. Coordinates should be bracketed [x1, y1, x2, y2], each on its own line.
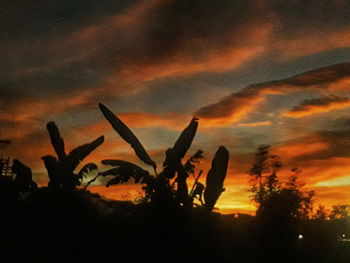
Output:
[41, 122, 104, 189]
[88, 103, 229, 210]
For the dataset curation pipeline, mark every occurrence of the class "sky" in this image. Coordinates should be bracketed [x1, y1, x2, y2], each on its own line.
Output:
[1, 0, 350, 214]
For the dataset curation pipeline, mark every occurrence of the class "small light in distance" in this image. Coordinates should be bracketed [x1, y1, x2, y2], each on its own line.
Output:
[298, 234, 303, 240]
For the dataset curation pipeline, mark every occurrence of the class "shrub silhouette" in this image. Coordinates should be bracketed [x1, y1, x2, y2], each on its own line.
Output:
[97, 103, 229, 210]
[12, 159, 37, 193]
[42, 122, 104, 189]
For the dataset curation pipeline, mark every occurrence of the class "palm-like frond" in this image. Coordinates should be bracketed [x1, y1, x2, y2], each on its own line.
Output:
[99, 103, 157, 171]
[101, 159, 150, 185]
[67, 136, 104, 171]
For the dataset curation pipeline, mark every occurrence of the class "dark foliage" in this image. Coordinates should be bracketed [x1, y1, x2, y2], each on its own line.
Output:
[42, 122, 104, 189]
[0, 105, 348, 263]
[98, 104, 229, 210]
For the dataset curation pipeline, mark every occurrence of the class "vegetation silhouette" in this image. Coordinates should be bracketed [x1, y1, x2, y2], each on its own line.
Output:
[42, 121, 104, 189]
[86, 103, 230, 211]
[0, 105, 349, 263]
[248, 145, 319, 261]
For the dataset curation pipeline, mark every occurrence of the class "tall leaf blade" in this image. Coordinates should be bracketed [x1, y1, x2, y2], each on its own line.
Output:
[162, 118, 198, 179]
[47, 122, 66, 161]
[172, 117, 198, 161]
[204, 146, 229, 211]
[67, 136, 104, 171]
[99, 103, 157, 170]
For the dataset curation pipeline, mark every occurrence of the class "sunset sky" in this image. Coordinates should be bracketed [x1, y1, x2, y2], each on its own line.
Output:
[1, 0, 350, 214]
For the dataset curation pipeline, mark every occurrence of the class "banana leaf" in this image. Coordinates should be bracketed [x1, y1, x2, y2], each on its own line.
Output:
[99, 103, 157, 170]
[106, 175, 122, 187]
[101, 159, 149, 182]
[46, 122, 66, 161]
[173, 117, 198, 160]
[66, 136, 104, 171]
[204, 146, 229, 211]
[162, 118, 198, 179]
[168, 117, 199, 163]
[99, 167, 123, 177]
[102, 159, 148, 174]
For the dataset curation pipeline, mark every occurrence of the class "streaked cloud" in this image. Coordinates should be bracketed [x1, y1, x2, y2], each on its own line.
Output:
[195, 62, 350, 124]
[283, 95, 350, 118]
[237, 121, 272, 127]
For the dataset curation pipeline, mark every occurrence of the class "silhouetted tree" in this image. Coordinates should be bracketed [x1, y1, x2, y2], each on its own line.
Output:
[330, 205, 350, 219]
[98, 103, 229, 210]
[249, 145, 282, 208]
[249, 146, 313, 219]
[314, 205, 328, 220]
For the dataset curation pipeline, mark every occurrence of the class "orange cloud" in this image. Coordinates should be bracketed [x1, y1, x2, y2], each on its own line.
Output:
[296, 157, 350, 185]
[195, 88, 269, 125]
[237, 121, 272, 127]
[195, 62, 350, 124]
[313, 185, 350, 210]
[283, 95, 350, 118]
[274, 141, 329, 162]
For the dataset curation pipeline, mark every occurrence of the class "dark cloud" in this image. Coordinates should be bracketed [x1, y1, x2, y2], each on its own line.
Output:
[195, 62, 350, 123]
[0, 0, 272, 108]
[283, 95, 350, 118]
[2, 0, 350, 114]
[270, 128, 350, 168]
[0, 0, 137, 41]
[333, 116, 350, 129]
[273, 0, 350, 35]
[2, 1, 350, 165]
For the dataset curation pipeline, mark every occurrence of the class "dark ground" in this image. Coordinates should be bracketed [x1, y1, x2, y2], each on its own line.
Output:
[0, 189, 349, 263]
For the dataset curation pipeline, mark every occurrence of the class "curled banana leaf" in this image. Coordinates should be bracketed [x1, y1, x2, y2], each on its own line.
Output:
[204, 146, 229, 211]
[99, 103, 157, 170]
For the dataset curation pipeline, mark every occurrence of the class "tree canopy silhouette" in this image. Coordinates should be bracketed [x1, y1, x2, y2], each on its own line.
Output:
[249, 145, 314, 219]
